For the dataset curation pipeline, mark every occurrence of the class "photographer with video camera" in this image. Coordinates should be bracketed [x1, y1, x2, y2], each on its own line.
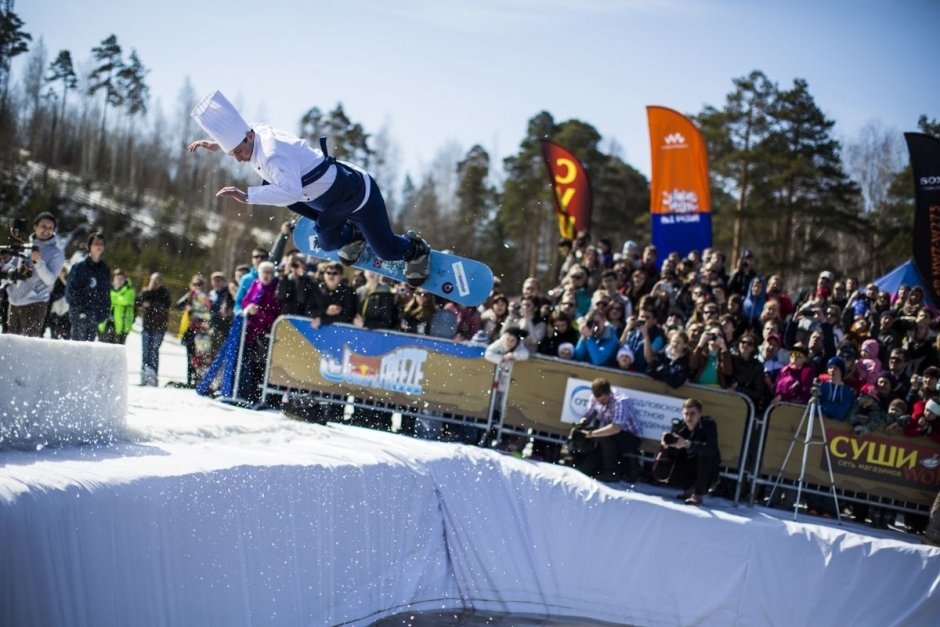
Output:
[571, 377, 642, 482]
[653, 398, 720, 506]
[2, 213, 66, 337]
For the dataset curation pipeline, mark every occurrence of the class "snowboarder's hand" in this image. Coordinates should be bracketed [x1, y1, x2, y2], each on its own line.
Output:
[216, 187, 248, 203]
[188, 139, 220, 153]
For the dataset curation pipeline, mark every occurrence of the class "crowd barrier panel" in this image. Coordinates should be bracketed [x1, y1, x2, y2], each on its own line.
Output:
[260, 321, 938, 516]
[502, 355, 755, 503]
[262, 317, 497, 428]
[749, 401, 940, 514]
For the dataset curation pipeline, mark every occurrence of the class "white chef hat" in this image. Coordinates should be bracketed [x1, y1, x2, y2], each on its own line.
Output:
[191, 90, 250, 153]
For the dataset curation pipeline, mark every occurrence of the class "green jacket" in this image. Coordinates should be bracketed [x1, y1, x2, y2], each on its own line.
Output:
[100, 281, 136, 335]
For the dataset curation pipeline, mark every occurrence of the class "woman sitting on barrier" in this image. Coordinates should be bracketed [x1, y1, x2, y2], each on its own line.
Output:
[482, 327, 530, 447]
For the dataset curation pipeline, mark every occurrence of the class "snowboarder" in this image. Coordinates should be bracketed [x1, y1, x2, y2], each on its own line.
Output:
[188, 90, 430, 287]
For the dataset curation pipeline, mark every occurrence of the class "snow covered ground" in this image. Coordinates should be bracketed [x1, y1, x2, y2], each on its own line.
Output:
[1, 328, 938, 626]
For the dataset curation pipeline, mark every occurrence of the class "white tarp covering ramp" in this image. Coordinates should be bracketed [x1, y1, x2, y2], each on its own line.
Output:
[0, 386, 938, 626]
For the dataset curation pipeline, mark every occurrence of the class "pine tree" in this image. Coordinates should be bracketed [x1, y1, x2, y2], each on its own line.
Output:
[0, 3, 30, 130]
[88, 34, 124, 166]
[45, 49, 77, 168]
[499, 111, 557, 289]
[761, 78, 862, 280]
[299, 103, 372, 167]
[696, 70, 776, 265]
[454, 144, 496, 258]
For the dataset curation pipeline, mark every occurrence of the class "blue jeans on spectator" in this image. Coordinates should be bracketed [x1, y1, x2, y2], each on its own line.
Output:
[142, 331, 163, 375]
[69, 313, 98, 341]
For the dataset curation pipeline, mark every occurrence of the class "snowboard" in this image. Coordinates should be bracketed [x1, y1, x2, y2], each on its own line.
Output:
[293, 217, 494, 307]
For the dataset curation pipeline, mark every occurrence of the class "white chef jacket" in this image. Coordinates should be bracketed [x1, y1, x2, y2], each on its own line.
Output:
[244, 124, 371, 210]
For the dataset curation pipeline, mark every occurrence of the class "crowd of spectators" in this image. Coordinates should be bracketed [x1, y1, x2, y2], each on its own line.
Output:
[5, 213, 940, 530]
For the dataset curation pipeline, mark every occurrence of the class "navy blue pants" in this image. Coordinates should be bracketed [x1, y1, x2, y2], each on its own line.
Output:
[69, 312, 98, 341]
[292, 172, 413, 261]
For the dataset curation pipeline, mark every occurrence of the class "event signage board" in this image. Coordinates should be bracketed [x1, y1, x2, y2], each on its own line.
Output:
[265, 317, 494, 419]
[506, 356, 750, 467]
[759, 403, 939, 507]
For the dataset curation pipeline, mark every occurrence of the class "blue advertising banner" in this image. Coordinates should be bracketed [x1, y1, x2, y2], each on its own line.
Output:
[266, 318, 495, 419]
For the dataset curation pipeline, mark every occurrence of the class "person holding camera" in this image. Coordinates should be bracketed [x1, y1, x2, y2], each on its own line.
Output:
[574, 377, 642, 482]
[658, 398, 720, 505]
[3, 212, 66, 337]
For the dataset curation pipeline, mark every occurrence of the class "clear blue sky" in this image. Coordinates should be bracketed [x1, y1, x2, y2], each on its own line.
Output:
[14, 0, 939, 183]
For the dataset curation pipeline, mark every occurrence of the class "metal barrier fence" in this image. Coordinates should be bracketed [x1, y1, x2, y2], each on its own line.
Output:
[258, 317, 939, 513]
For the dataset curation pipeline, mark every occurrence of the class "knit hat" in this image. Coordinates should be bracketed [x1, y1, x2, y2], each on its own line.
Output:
[826, 356, 846, 377]
[925, 399, 940, 418]
[617, 344, 635, 362]
[860, 384, 879, 401]
[837, 344, 858, 360]
[876, 370, 896, 387]
[191, 90, 251, 153]
[557, 342, 574, 356]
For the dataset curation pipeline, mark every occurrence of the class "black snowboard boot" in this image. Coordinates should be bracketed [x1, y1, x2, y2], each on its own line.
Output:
[337, 225, 366, 266]
[405, 230, 431, 287]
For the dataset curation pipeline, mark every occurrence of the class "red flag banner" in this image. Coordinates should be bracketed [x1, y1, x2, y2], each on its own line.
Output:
[647, 106, 712, 258]
[540, 140, 592, 239]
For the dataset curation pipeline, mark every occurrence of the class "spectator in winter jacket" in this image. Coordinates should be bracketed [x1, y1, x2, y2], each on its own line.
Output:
[574, 308, 619, 367]
[308, 262, 357, 329]
[238, 261, 281, 402]
[857, 338, 884, 386]
[65, 232, 110, 342]
[136, 272, 171, 386]
[537, 310, 579, 357]
[208, 271, 234, 359]
[647, 329, 692, 389]
[275, 253, 316, 317]
[3, 212, 66, 337]
[774, 342, 815, 403]
[99, 268, 135, 344]
[176, 274, 212, 387]
[729, 332, 768, 410]
[848, 384, 888, 436]
[818, 357, 856, 421]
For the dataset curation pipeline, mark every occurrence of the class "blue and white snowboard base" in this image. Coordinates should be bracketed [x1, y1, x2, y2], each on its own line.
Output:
[293, 217, 494, 307]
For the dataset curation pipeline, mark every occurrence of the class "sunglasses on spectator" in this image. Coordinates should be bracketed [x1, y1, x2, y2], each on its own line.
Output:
[740, 340, 755, 346]
[291, 262, 303, 269]
[192, 281, 203, 287]
[324, 270, 340, 276]
[252, 254, 268, 259]
[571, 274, 586, 280]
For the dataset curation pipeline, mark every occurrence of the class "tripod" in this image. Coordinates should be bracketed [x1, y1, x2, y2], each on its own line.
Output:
[768, 383, 842, 523]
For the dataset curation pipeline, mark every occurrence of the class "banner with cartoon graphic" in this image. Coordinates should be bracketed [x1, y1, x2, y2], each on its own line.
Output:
[540, 139, 592, 239]
[647, 105, 712, 259]
[265, 317, 494, 419]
